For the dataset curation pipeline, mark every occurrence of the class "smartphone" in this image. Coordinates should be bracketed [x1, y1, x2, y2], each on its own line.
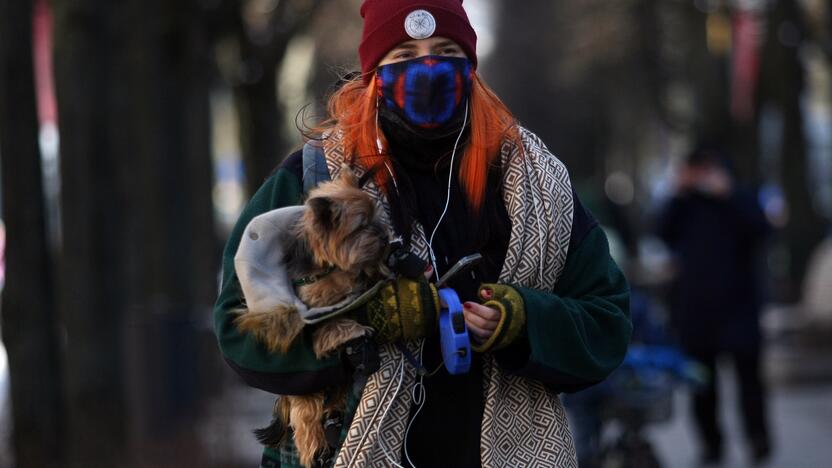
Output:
[437, 253, 483, 289]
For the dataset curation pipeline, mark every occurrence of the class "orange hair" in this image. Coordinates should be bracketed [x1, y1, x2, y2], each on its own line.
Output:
[311, 73, 521, 212]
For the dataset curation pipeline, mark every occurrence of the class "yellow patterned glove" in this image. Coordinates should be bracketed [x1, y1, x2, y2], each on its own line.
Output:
[472, 283, 527, 353]
[354, 276, 441, 344]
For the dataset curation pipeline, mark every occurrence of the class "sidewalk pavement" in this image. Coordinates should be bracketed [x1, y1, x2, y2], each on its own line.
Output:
[2, 344, 829, 467]
[197, 379, 275, 467]
[204, 359, 832, 468]
[649, 370, 832, 468]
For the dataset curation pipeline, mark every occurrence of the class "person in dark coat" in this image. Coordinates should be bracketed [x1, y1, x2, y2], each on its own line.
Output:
[656, 145, 772, 464]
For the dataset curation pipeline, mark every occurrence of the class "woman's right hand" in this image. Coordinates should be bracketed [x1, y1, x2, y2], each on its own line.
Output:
[352, 274, 440, 344]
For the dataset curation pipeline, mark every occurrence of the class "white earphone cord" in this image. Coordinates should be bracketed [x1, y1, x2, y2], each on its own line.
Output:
[403, 342, 427, 468]
[401, 104, 469, 467]
[347, 353, 406, 468]
[363, 100, 469, 468]
[427, 100, 469, 283]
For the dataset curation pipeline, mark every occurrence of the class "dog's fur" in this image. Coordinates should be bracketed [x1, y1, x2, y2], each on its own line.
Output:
[234, 166, 388, 467]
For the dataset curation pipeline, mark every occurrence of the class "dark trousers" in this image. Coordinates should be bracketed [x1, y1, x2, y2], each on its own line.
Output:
[687, 347, 770, 454]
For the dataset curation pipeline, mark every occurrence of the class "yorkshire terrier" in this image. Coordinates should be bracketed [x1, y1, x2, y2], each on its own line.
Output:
[234, 166, 389, 467]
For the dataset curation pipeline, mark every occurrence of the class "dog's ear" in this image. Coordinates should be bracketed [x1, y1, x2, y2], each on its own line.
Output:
[308, 196, 335, 229]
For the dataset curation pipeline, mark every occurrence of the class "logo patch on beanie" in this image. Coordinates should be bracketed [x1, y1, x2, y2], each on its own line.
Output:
[404, 10, 436, 40]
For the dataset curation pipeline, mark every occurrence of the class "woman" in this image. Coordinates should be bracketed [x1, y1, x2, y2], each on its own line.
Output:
[214, 1, 632, 467]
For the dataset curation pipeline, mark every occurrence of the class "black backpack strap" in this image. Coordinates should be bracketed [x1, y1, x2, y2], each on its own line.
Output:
[302, 140, 330, 194]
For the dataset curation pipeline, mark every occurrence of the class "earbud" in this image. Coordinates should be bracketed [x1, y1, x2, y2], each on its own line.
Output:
[376, 96, 384, 154]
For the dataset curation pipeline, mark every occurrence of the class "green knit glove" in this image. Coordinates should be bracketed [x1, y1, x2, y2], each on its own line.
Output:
[353, 276, 441, 344]
[472, 283, 527, 353]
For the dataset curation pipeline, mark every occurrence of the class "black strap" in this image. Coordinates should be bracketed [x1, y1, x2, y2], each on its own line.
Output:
[395, 342, 430, 376]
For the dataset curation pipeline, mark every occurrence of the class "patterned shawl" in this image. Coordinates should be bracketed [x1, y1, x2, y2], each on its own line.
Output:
[323, 127, 578, 467]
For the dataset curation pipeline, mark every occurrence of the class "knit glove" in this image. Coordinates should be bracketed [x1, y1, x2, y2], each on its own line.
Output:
[472, 283, 527, 353]
[353, 276, 441, 344]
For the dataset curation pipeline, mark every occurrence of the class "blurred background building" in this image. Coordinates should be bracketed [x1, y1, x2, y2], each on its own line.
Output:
[0, 0, 830, 467]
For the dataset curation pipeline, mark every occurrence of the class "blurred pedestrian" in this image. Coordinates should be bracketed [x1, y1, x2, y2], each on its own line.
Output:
[655, 144, 772, 465]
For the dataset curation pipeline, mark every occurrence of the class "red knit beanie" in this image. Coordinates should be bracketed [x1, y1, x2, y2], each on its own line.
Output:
[359, 0, 477, 81]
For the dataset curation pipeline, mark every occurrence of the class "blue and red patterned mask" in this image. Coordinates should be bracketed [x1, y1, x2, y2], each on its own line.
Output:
[376, 56, 473, 129]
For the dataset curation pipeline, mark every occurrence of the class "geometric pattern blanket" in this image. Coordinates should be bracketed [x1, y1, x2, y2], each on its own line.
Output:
[321, 126, 578, 467]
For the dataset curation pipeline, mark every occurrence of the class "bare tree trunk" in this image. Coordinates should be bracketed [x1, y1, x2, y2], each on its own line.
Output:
[486, 0, 603, 183]
[53, 0, 218, 465]
[0, 1, 64, 466]
[758, 0, 826, 298]
[489, 0, 676, 209]
[232, 0, 325, 196]
[235, 50, 286, 194]
[52, 1, 129, 463]
[119, 1, 218, 458]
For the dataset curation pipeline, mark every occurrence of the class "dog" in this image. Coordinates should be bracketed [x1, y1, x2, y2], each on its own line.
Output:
[234, 166, 390, 467]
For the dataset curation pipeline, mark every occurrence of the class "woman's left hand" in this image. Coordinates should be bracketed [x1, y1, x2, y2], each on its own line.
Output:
[462, 301, 501, 343]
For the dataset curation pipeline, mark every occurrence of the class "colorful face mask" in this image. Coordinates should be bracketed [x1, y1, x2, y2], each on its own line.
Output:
[376, 56, 473, 129]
